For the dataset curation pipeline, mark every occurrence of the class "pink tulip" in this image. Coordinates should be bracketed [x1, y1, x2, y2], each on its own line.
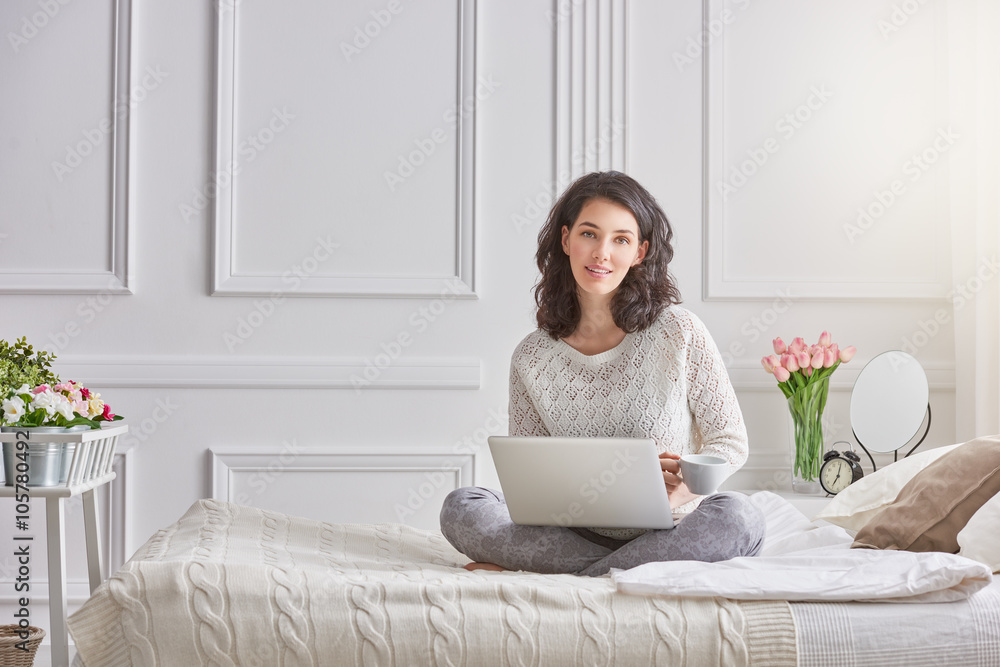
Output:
[781, 353, 799, 372]
[823, 348, 836, 368]
[796, 351, 810, 369]
[811, 349, 824, 368]
[839, 345, 857, 363]
[818, 331, 832, 347]
[803, 366, 812, 377]
[829, 343, 839, 358]
[761, 355, 779, 374]
[774, 366, 791, 382]
[789, 337, 806, 355]
[772, 337, 786, 355]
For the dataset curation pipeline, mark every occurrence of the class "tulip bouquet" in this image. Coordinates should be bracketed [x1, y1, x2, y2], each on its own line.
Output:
[761, 333, 857, 490]
[2, 381, 123, 430]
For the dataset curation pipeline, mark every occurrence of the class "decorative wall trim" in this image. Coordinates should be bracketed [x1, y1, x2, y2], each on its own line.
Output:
[211, 447, 475, 498]
[555, 0, 628, 184]
[56, 355, 481, 390]
[212, 0, 477, 298]
[701, 0, 949, 301]
[0, 0, 133, 295]
[728, 359, 956, 392]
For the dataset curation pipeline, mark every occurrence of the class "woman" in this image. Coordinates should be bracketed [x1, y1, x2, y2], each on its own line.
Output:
[440, 171, 764, 576]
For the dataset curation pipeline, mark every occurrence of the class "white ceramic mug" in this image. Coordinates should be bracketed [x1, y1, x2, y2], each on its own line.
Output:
[679, 454, 728, 495]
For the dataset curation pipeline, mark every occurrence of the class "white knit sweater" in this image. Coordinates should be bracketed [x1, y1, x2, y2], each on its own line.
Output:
[508, 306, 748, 533]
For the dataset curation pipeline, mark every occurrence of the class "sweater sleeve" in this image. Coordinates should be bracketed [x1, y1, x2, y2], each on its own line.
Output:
[683, 314, 749, 473]
[508, 345, 550, 437]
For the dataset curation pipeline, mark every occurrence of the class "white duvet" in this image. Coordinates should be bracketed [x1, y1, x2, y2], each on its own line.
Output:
[613, 491, 993, 603]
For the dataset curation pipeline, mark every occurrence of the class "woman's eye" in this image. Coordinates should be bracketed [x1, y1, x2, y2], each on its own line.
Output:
[582, 231, 595, 238]
[616, 237, 629, 245]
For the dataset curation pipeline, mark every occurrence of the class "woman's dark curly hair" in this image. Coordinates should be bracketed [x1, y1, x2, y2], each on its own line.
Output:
[534, 171, 681, 339]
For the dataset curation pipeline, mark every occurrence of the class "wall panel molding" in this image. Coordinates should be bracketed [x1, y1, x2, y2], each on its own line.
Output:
[0, 0, 133, 295]
[701, 0, 950, 301]
[212, 1, 477, 298]
[56, 355, 481, 390]
[211, 446, 476, 528]
[728, 359, 955, 392]
[555, 0, 628, 183]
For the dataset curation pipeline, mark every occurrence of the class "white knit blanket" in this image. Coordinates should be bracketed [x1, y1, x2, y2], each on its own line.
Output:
[68, 499, 796, 666]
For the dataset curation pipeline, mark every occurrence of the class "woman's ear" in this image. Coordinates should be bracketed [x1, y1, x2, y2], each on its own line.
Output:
[561, 225, 570, 254]
[632, 239, 649, 266]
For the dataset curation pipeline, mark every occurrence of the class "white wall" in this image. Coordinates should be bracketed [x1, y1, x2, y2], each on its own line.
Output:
[0, 0, 996, 625]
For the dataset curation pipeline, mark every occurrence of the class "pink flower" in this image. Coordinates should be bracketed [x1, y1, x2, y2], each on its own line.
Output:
[80, 387, 91, 399]
[761, 355, 779, 374]
[811, 349, 824, 369]
[788, 337, 806, 355]
[102, 404, 115, 421]
[32, 384, 49, 394]
[772, 337, 786, 355]
[796, 351, 811, 369]
[774, 366, 791, 382]
[781, 353, 799, 372]
[818, 331, 832, 347]
[839, 345, 857, 363]
[803, 366, 813, 377]
[823, 348, 837, 368]
[54, 382, 73, 392]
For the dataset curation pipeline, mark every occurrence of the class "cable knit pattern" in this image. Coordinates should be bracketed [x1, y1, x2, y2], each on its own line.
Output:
[67, 499, 796, 666]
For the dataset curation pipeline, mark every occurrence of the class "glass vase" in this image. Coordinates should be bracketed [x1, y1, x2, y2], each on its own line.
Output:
[787, 376, 829, 494]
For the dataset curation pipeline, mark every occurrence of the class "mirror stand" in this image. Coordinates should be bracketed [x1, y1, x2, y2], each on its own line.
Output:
[852, 403, 932, 473]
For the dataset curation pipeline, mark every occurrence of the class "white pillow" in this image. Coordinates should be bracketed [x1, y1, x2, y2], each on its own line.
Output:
[958, 491, 1000, 573]
[812, 443, 962, 532]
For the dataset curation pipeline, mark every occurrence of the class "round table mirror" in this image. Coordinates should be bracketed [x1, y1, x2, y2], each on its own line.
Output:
[849, 350, 929, 453]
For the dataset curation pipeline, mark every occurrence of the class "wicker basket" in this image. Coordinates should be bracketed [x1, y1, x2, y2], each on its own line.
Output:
[0, 624, 45, 666]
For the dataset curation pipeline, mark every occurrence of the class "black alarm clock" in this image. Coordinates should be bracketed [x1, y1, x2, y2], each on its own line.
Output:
[819, 448, 864, 495]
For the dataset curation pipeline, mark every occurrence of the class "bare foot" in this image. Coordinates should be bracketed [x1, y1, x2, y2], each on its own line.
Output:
[463, 562, 506, 572]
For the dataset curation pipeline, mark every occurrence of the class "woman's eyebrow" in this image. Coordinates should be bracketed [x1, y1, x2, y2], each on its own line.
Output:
[577, 221, 636, 235]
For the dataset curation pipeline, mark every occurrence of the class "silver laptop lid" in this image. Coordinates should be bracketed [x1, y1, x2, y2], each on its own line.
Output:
[488, 436, 674, 530]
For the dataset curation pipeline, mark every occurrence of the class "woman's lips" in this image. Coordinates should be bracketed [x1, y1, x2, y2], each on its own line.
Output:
[585, 265, 612, 277]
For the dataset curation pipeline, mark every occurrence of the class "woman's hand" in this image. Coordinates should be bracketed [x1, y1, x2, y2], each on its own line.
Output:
[659, 451, 699, 508]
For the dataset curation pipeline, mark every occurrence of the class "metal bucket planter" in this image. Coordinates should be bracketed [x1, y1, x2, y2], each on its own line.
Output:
[1, 425, 90, 487]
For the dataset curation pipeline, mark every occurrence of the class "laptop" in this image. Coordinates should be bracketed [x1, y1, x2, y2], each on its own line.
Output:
[487, 436, 674, 530]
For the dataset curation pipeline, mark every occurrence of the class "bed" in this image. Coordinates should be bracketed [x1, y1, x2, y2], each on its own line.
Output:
[67, 488, 1000, 667]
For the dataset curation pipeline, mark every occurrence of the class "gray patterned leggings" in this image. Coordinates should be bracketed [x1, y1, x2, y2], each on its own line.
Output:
[440, 487, 765, 577]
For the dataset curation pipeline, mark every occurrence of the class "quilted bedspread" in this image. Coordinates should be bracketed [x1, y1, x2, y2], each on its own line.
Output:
[68, 499, 796, 666]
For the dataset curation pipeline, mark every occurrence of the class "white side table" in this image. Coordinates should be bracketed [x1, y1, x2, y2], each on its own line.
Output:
[0, 423, 127, 667]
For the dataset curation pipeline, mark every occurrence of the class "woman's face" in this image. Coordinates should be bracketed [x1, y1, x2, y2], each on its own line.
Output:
[561, 197, 648, 299]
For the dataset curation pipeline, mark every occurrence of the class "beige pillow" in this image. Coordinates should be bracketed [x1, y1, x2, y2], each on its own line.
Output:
[958, 491, 1000, 572]
[812, 443, 961, 532]
[852, 435, 1000, 553]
